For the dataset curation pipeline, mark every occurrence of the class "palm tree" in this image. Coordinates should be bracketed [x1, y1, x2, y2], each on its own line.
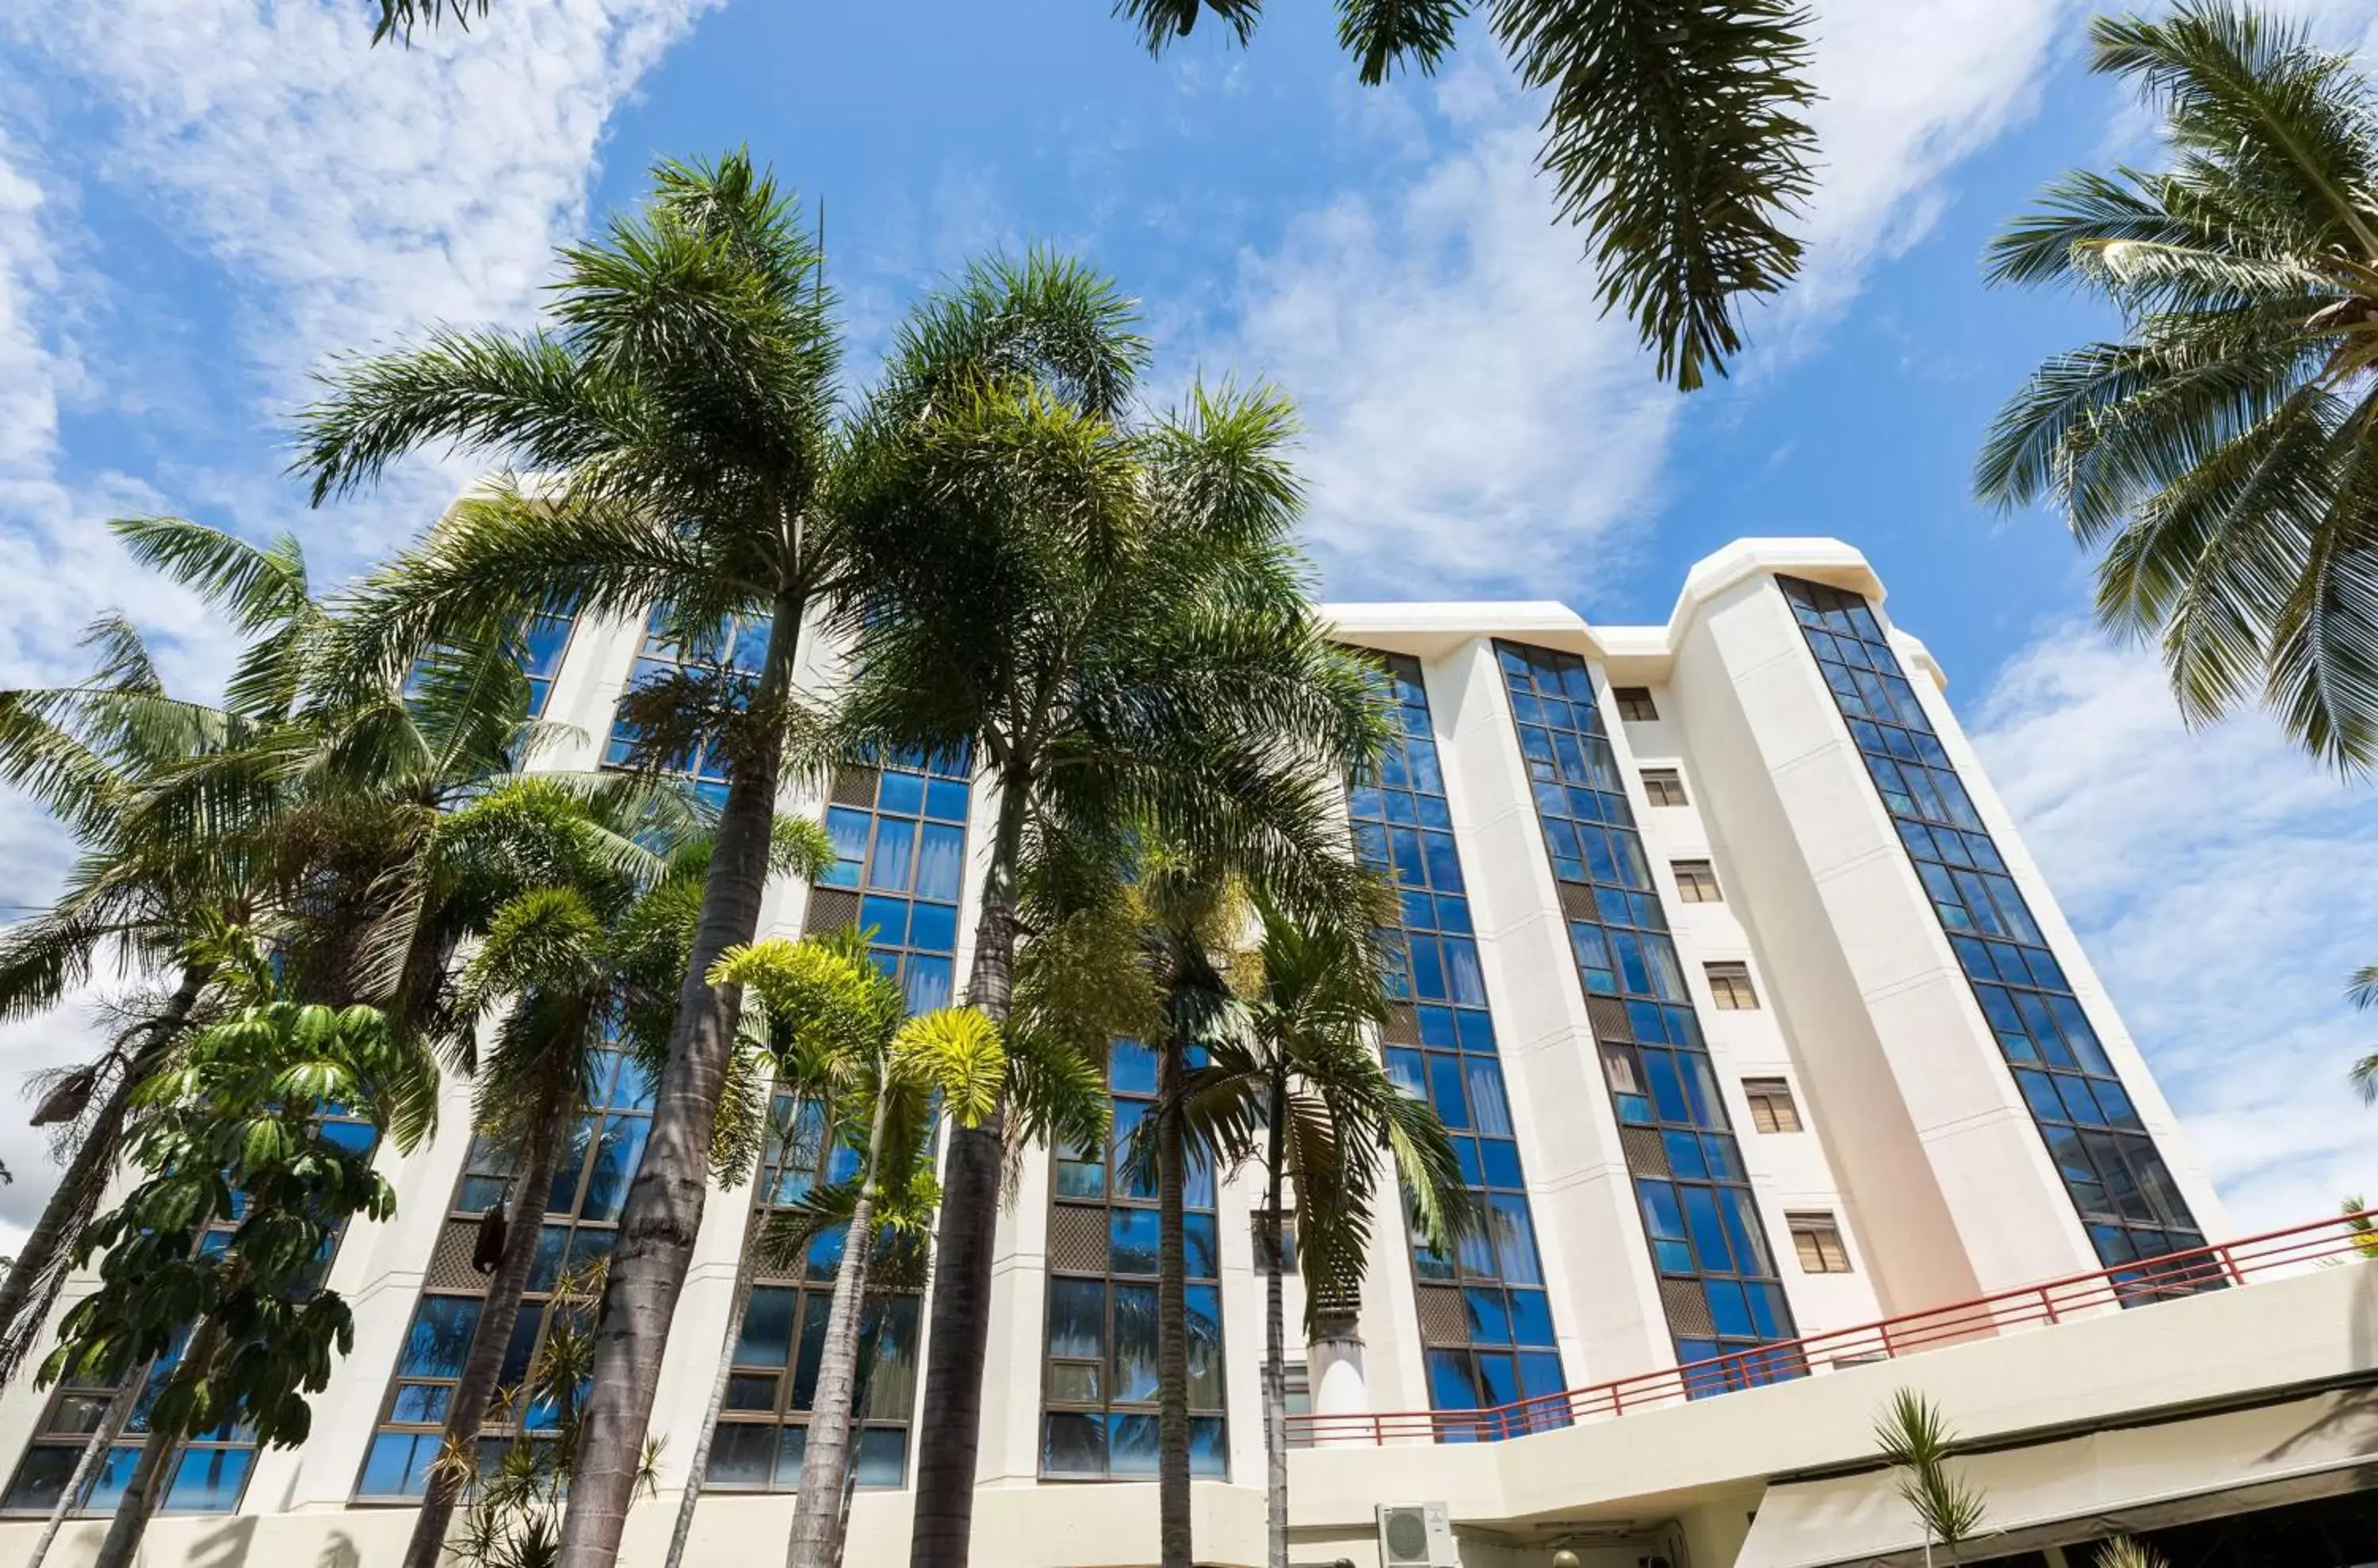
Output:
[714, 932, 1097, 1568]
[37, 924, 436, 1568]
[1873, 1388, 1988, 1567]
[296, 163, 1145, 1567]
[1177, 901, 1470, 1568]
[369, 1, 1817, 393]
[400, 782, 815, 1568]
[0, 515, 328, 1387]
[1978, 2, 2378, 774]
[833, 266, 1388, 1568]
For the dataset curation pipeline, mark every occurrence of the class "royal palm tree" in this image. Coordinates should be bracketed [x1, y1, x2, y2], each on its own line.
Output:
[373, 0, 1818, 393]
[1978, 2, 2378, 773]
[833, 266, 1388, 1568]
[298, 156, 1167, 1566]
[1177, 901, 1469, 1568]
[38, 923, 436, 1568]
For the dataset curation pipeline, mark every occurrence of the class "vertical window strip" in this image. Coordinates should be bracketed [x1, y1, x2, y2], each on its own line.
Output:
[1776, 577, 2210, 1287]
[2, 1113, 379, 1517]
[519, 607, 578, 721]
[602, 604, 774, 812]
[1039, 1038, 1229, 1480]
[354, 1046, 656, 1501]
[1344, 654, 1566, 1431]
[1491, 641, 1801, 1390]
[710, 745, 973, 1494]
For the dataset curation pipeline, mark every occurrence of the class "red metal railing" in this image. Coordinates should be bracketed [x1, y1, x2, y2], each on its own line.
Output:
[1287, 1208, 2378, 1447]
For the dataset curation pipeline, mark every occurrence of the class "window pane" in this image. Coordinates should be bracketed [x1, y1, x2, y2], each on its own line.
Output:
[1046, 1279, 1105, 1360]
[736, 1287, 797, 1368]
[1042, 1413, 1107, 1476]
[400, 1296, 483, 1379]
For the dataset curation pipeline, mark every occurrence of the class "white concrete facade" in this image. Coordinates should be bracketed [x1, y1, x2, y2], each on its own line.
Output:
[1, 537, 2342, 1568]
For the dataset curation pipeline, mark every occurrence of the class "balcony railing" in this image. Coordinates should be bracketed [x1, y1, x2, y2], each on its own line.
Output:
[1286, 1208, 2376, 1447]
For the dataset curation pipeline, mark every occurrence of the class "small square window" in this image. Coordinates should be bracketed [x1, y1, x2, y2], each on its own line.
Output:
[1642, 769, 1689, 808]
[1613, 686, 1659, 721]
[1789, 1213, 1852, 1274]
[1743, 1078, 1802, 1134]
[1706, 962, 1758, 1011]
[1672, 860, 1722, 903]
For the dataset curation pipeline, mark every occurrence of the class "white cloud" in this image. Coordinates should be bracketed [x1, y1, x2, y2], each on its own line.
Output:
[1221, 2, 2080, 603]
[1970, 625, 2378, 1235]
[0, 0, 713, 1248]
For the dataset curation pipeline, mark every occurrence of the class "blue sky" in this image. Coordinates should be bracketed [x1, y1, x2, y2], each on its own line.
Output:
[0, 0, 2372, 1243]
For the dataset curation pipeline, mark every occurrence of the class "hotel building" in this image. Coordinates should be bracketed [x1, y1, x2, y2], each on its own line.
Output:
[2, 539, 2372, 1568]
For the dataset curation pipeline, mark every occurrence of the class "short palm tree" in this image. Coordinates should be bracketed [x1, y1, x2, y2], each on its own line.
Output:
[298, 161, 1157, 1567]
[39, 924, 435, 1568]
[832, 263, 1388, 1568]
[1978, 1, 2378, 773]
[1179, 901, 1469, 1568]
[0, 514, 327, 1387]
[400, 782, 816, 1568]
[1873, 1388, 1988, 1567]
[714, 932, 1099, 1568]
[373, 0, 1818, 393]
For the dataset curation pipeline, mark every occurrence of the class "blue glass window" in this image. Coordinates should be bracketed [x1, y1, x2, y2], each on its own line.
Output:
[1496, 641, 1799, 1375]
[1347, 655, 1565, 1430]
[1778, 577, 2207, 1287]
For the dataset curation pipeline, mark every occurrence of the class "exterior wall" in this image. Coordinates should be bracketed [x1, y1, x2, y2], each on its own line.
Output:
[0, 537, 2242, 1566]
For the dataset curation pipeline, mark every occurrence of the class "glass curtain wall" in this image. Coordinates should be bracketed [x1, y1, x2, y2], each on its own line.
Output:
[0, 1111, 380, 1517]
[1344, 653, 1565, 1433]
[1776, 577, 2208, 1283]
[1041, 1038, 1227, 1478]
[355, 1045, 655, 1498]
[603, 606, 773, 812]
[519, 608, 577, 720]
[704, 748, 973, 1493]
[1493, 641, 1799, 1390]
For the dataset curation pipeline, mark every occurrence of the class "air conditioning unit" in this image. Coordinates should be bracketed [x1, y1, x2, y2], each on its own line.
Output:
[1377, 1501, 1459, 1568]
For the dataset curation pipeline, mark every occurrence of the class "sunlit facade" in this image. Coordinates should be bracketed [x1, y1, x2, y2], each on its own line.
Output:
[9, 539, 2347, 1568]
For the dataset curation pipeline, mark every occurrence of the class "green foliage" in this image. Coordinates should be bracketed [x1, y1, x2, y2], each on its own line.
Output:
[38, 939, 428, 1456]
[373, 1, 489, 46]
[1979, 1, 2378, 773]
[1874, 1388, 1989, 1555]
[2094, 1535, 2168, 1568]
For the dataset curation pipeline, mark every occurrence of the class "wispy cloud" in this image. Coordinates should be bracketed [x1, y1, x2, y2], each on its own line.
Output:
[1218, 1, 2079, 604]
[1970, 625, 2378, 1232]
[0, 0, 716, 1249]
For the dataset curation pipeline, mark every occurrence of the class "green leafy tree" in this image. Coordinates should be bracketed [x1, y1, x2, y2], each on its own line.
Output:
[38, 927, 436, 1568]
[1873, 1388, 1989, 1567]
[832, 262, 1387, 1568]
[372, 0, 1817, 392]
[1178, 901, 1470, 1568]
[296, 160, 1140, 1568]
[1978, 2, 2378, 774]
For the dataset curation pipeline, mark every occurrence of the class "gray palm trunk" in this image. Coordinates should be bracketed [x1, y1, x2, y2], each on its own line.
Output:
[908, 778, 1027, 1568]
[1260, 1074, 1289, 1568]
[0, 962, 212, 1386]
[26, 1354, 154, 1568]
[556, 591, 804, 1568]
[1156, 1038, 1192, 1568]
[784, 1082, 893, 1568]
[661, 1263, 757, 1568]
[403, 1095, 568, 1568]
[92, 1316, 223, 1568]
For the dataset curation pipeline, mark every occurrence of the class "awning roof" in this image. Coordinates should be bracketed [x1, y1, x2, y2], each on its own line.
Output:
[1736, 1386, 2378, 1568]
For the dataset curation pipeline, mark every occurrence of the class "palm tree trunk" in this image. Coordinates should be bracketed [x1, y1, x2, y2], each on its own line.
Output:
[403, 1094, 567, 1568]
[92, 1317, 222, 1568]
[0, 962, 211, 1387]
[661, 1265, 756, 1568]
[785, 1078, 892, 1568]
[1157, 1034, 1191, 1568]
[908, 774, 1027, 1568]
[1261, 1071, 1289, 1568]
[833, 1309, 891, 1551]
[557, 590, 804, 1568]
[27, 1354, 154, 1568]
